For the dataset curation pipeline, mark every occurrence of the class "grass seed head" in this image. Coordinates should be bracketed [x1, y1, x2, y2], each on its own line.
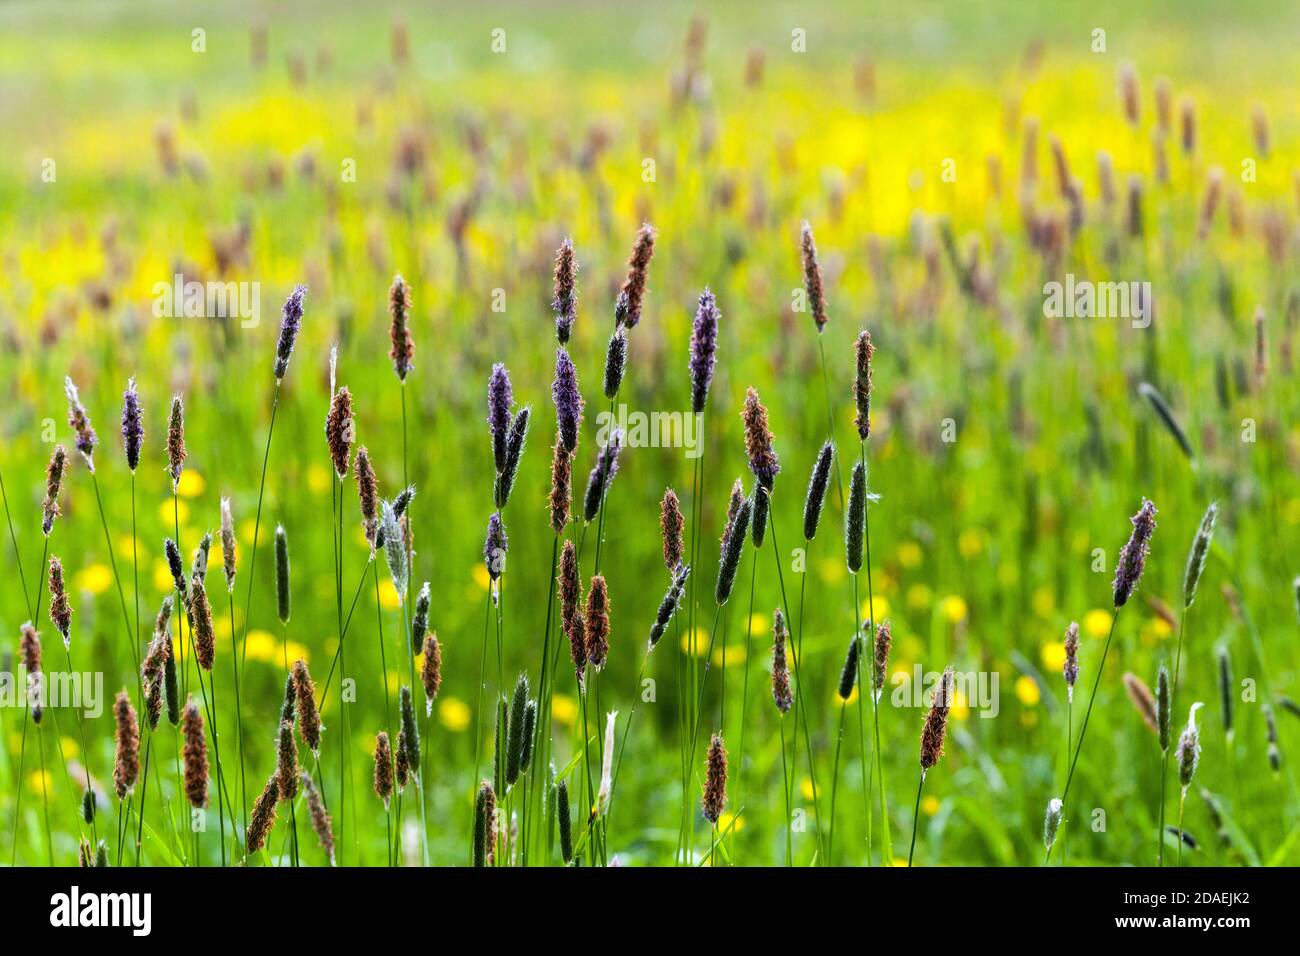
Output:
[483, 511, 508, 581]
[1063, 621, 1080, 701]
[551, 347, 584, 454]
[41, 444, 66, 536]
[649, 563, 690, 649]
[373, 732, 394, 807]
[549, 435, 572, 535]
[273, 284, 306, 381]
[603, 327, 628, 400]
[112, 690, 139, 799]
[800, 221, 828, 331]
[64, 376, 98, 469]
[182, 698, 208, 808]
[354, 446, 379, 552]
[399, 685, 421, 773]
[325, 385, 353, 478]
[920, 667, 954, 771]
[190, 576, 216, 670]
[487, 362, 513, 475]
[701, 732, 728, 824]
[48, 556, 72, 648]
[1183, 502, 1218, 609]
[803, 441, 834, 541]
[1123, 671, 1160, 737]
[845, 460, 867, 573]
[872, 621, 892, 700]
[837, 634, 860, 700]
[741, 386, 780, 490]
[495, 406, 530, 508]
[556, 778, 573, 863]
[166, 395, 186, 489]
[660, 488, 684, 571]
[247, 774, 279, 854]
[582, 429, 623, 523]
[274, 524, 291, 622]
[388, 273, 414, 381]
[772, 609, 793, 714]
[715, 493, 751, 605]
[293, 659, 321, 753]
[552, 238, 578, 344]
[121, 378, 143, 472]
[619, 222, 656, 328]
[854, 330, 873, 440]
[1156, 664, 1172, 752]
[276, 718, 299, 801]
[1113, 498, 1158, 608]
[421, 633, 442, 713]
[303, 772, 335, 864]
[585, 575, 611, 670]
[220, 497, 237, 591]
[689, 289, 720, 414]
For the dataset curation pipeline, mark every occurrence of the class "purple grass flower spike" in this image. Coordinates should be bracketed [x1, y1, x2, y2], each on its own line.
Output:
[488, 363, 513, 475]
[689, 289, 719, 415]
[552, 347, 584, 454]
[273, 284, 307, 381]
[64, 377, 98, 471]
[1113, 498, 1158, 608]
[121, 378, 143, 473]
[484, 511, 508, 581]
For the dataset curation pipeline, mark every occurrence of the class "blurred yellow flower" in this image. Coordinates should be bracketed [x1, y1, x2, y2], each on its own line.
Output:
[1083, 609, 1113, 638]
[897, 541, 923, 568]
[161, 499, 189, 524]
[472, 564, 491, 592]
[818, 557, 846, 585]
[951, 689, 970, 721]
[152, 560, 174, 592]
[243, 628, 277, 663]
[59, 737, 79, 759]
[1144, 616, 1173, 640]
[680, 628, 709, 658]
[439, 696, 470, 732]
[1041, 641, 1066, 673]
[800, 776, 817, 801]
[1020, 710, 1040, 729]
[377, 578, 401, 609]
[940, 595, 968, 623]
[958, 528, 986, 558]
[307, 464, 331, 495]
[907, 583, 932, 609]
[747, 612, 770, 634]
[861, 594, 890, 622]
[117, 534, 141, 557]
[921, 795, 940, 816]
[718, 810, 744, 833]
[712, 643, 744, 668]
[74, 563, 112, 596]
[1031, 587, 1055, 618]
[28, 770, 53, 795]
[176, 470, 205, 498]
[1015, 675, 1041, 706]
[552, 694, 577, 726]
[838, 685, 860, 705]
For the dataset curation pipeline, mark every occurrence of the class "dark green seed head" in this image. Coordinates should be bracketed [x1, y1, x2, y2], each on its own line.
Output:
[845, 460, 866, 572]
[520, 700, 537, 773]
[556, 778, 573, 864]
[274, 524, 291, 624]
[837, 635, 860, 700]
[505, 672, 530, 785]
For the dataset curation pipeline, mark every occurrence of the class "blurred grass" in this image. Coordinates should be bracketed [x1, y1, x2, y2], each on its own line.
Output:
[0, 0, 1297, 866]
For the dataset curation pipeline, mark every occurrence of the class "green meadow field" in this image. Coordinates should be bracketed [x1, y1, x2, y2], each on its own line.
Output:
[0, 0, 1298, 867]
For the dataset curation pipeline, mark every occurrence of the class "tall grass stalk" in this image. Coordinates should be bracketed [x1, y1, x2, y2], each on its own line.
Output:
[1047, 611, 1121, 864]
